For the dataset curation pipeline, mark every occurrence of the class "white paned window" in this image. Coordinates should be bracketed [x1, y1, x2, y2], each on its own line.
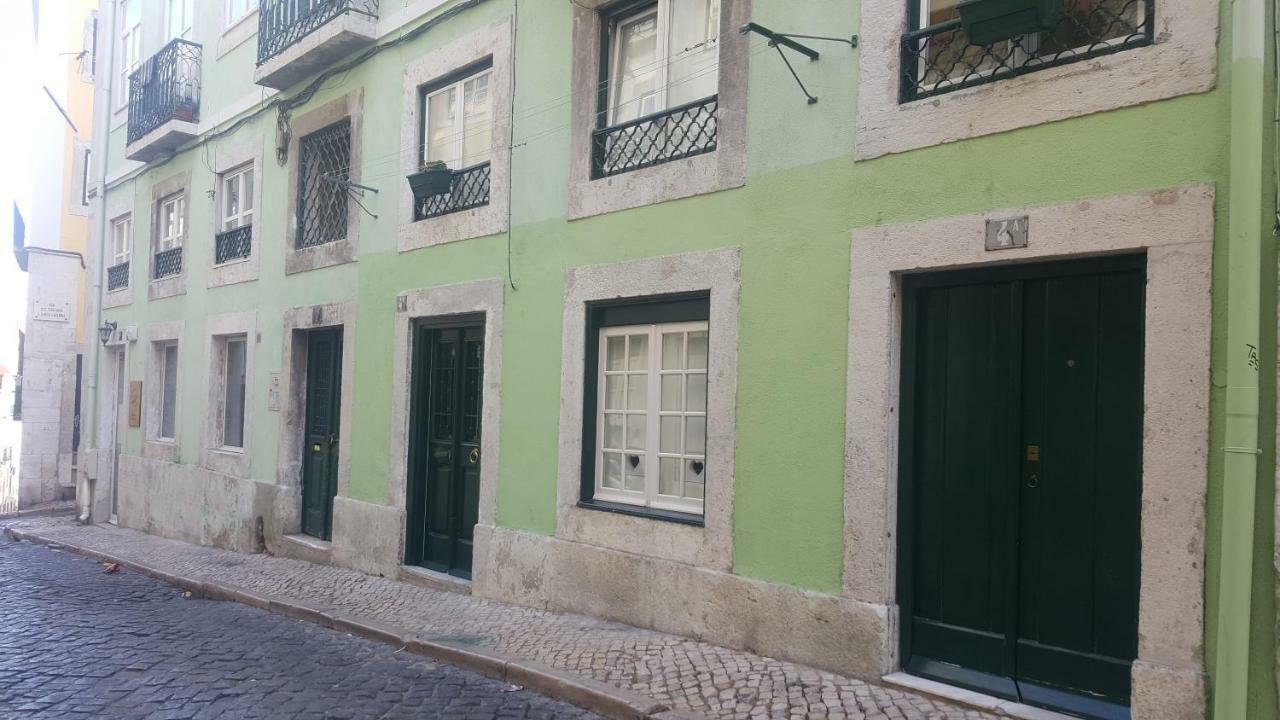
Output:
[222, 337, 247, 449]
[227, 0, 258, 25]
[596, 321, 708, 515]
[80, 148, 91, 207]
[118, 0, 141, 109]
[167, 0, 194, 40]
[607, 0, 720, 125]
[111, 216, 131, 265]
[159, 343, 179, 440]
[423, 67, 494, 170]
[221, 166, 254, 231]
[157, 194, 185, 250]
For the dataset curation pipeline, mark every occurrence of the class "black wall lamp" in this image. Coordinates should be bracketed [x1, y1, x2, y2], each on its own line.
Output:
[97, 321, 117, 346]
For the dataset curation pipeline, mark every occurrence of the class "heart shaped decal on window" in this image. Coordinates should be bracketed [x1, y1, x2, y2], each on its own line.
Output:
[628, 454, 640, 469]
[690, 460, 704, 475]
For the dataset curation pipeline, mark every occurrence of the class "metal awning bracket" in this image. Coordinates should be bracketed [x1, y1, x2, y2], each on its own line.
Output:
[739, 22, 858, 105]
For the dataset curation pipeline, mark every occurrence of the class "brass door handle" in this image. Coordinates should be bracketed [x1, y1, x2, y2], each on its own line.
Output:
[468, 448, 480, 464]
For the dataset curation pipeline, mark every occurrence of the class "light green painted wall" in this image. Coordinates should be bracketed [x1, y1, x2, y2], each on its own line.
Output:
[98, 0, 1277, 714]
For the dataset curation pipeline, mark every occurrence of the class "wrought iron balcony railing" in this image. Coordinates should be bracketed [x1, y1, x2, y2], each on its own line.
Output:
[153, 248, 182, 280]
[106, 261, 130, 291]
[257, 0, 379, 66]
[592, 95, 718, 179]
[215, 225, 253, 265]
[901, 0, 1153, 102]
[414, 163, 491, 221]
[127, 39, 202, 146]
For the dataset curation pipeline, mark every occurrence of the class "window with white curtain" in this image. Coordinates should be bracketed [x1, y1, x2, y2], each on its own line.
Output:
[118, 0, 141, 109]
[606, 0, 720, 125]
[221, 166, 254, 231]
[156, 194, 185, 250]
[421, 65, 494, 170]
[111, 216, 131, 265]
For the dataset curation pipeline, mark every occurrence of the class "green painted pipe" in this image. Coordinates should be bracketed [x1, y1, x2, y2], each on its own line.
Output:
[1214, 0, 1268, 716]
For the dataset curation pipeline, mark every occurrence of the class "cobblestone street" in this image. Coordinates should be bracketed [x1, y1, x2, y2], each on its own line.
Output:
[0, 538, 600, 719]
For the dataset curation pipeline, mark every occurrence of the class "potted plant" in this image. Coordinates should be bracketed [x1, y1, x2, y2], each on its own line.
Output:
[407, 160, 453, 198]
[956, 0, 1061, 45]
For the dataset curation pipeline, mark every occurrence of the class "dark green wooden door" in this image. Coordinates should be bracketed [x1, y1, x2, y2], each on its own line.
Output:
[301, 327, 343, 540]
[405, 321, 483, 579]
[899, 256, 1143, 720]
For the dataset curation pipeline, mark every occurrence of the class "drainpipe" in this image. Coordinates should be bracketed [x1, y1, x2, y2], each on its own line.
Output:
[79, 0, 116, 523]
[1214, 0, 1268, 715]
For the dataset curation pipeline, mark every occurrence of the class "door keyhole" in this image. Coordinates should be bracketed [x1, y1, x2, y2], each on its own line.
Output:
[1027, 473, 1039, 489]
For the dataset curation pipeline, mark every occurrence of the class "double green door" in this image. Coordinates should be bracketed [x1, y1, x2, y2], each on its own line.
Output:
[301, 327, 343, 541]
[899, 256, 1143, 720]
[406, 320, 484, 579]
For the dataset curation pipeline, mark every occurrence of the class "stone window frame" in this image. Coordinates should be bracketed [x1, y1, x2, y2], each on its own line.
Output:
[71, 138, 92, 217]
[565, 0, 750, 221]
[275, 302, 356, 537]
[397, 18, 513, 252]
[285, 91, 363, 275]
[104, 191, 135, 310]
[844, 186, 1214, 717]
[201, 311, 256, 478]
[208, 137, 263, 288]
[387, 279, 505, 573]
[853, 0, 1220, 160]
[556, 248, 740, 572]
[143, 320, 184, 463]
[149, 171, 191, 300]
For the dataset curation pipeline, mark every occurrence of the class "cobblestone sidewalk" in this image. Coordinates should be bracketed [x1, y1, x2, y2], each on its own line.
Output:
[2, 517, 1000, 720]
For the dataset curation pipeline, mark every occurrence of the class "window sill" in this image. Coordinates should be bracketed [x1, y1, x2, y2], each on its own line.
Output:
[576, 499, 704, 527]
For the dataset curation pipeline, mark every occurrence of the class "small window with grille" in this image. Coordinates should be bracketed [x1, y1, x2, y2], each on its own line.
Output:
[108, 215, 132, 292]
[215, 165, 253, 265]
[581, 293, 710, 521]
[296, 119, 351, 249]
[901, 0, 1154, 102]
[593, 0, 721, 179]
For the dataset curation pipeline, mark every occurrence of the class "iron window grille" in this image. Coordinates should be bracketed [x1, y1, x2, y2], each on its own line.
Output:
[901, 0, 1154, 102]
[107, 261, 130, 291]
[414, 163, 491, 221]
[257, 0, 378, 66]
[296, 119, 352, 249]
[592, 95, 719, 179]
[215, 225, 253, 265]
[153, 247, 182, 279]
[127, 38, 201, 145]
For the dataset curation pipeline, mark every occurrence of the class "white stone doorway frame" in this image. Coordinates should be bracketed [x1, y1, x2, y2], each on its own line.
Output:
[844, 186, 1214, 720]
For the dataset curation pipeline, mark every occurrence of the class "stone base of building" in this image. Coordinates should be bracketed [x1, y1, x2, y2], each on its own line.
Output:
[116, 455, 268, 554]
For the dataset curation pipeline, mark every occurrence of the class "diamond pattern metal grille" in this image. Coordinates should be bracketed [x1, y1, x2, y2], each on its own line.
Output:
[296, 120, 351, 250]
[127, 39, 201, 146]
[215, 225, 253, 265]
[902, 0, 1153, 102]
[592, 96, 718, 179]
[153, 248, 182, 280]
[106, 262, 130, 291]
[257, 0, 378, 66]
[414, 163, 491, 221]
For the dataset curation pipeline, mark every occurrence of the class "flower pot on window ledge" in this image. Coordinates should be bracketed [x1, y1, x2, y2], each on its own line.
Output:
[956, 0, 1061, 45]
[407, 161, 453, 198]
[174, 102, 198, 123]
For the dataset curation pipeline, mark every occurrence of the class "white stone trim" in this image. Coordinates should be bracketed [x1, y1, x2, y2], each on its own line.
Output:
[553, 248, 740, 572]
[208, 138, 264, 288]
[854, 0, 1221, 159]
[143, 320, 184, 462]
[565, 0, 750, 220]
[845, 186, 1214, 717]
[388, 279, 505, 524]
[397, 18, 512, 252]
[201, 311, 257, 478]
[285, 91, 363, 275]
[275, 302, 356, 535]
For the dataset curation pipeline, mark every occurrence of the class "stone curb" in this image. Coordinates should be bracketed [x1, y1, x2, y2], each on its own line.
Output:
[1, 524, 704, 720]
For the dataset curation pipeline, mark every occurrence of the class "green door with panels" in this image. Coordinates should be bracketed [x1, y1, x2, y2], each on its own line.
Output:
[899, 256, 1144, 720]
[406, 319, 484, 579]
[301, 327, 343, 541]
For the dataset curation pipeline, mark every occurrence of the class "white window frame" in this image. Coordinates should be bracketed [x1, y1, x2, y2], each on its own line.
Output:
[605, 0, 721, 126]
[80, 147, 92, 207]
[220, 165, 254, 232]
[218, 335, 248, 450]
[594, 320, 708, 516]
[111, 215, 132, 266]
[156, 193, 186, 251]
[421, 66, 495, 170]
[157, 341, 179, 442]
[226, 0, 258, 26]
[118, 0, 141, 110]
[167, 0, 194, 41]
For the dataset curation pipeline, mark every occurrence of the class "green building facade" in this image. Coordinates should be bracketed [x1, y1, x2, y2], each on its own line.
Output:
[83, 0, 1277, 717]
